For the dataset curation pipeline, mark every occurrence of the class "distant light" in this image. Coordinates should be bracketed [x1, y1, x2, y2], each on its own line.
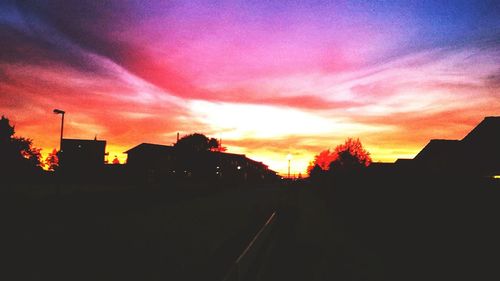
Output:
[216, 166, 220, 169]
[78, 145, 82, 148]
[237, 166, 241, 170]
[494, 175, 500, 179]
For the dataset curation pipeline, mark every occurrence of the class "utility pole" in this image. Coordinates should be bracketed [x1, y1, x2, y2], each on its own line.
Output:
[287, 154, 292, 179]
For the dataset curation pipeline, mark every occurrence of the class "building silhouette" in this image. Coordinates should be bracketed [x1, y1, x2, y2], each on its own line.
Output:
[125, 143, 175, 182]
[125, 143, 278, 183]
[412, 116, 499, 176]
[59, 138, 106, 177]
[413, 139, 461, 172]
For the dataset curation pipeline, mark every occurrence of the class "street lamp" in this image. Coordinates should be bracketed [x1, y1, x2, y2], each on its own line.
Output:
[287, 153, 292, 179]
[53, 109, 65, 152]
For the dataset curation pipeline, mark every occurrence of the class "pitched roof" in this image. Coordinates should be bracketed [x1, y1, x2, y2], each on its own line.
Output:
[413, 139, 460, 161]
[207, 151, 269, 169]
[124, 143, 275, 172]
[461, 116, 500, 144]
[124, 143, 174, 154]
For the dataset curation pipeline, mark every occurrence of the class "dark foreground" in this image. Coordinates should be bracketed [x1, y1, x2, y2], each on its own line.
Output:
[2, 175, 499, 281]
[260, 175, 500, 281]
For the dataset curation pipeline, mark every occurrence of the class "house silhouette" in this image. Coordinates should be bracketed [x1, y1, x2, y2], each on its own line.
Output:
[125, 143, 175, 182]
[412, 116, 499, 176]
[413, 139, 461, 172]
[54, 138, 108, 182]
[59, 138, 106, 173]
[124, 143, 278, 183]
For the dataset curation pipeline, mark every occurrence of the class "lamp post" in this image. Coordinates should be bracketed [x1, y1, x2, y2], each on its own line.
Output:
[287, 153, 292, 179]
[53, 109, 65, 152]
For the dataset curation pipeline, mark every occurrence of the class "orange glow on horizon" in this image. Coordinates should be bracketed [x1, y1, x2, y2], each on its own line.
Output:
[27, 116, 489, 175]
[34, 141, 429, 175]
[2, 1, 499, 175]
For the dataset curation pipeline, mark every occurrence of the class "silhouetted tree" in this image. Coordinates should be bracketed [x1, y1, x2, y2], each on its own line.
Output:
[0, 115, 14, 141]
[211, 141, 228, 152]
[44, 148, 59, 171]
[0, 115, 43, 179]
[309, 164, 324, 178]
[328, 138, 371, 173]
[175, 133, 220, 152]
[208, 138, 219, 150]
[308, 138, 371, 176]
[13, 136, 43, 168]
[307, 149, 337, 173]
[0, 115, 18, 171]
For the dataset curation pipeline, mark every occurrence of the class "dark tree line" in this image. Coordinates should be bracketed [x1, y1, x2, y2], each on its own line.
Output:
[0, 116, 47, 181]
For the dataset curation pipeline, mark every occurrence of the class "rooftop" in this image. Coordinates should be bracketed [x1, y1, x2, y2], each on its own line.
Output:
[124, 143, 174, 154]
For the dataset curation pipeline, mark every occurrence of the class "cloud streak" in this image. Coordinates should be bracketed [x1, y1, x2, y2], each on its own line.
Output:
[1, 1, 499, 173]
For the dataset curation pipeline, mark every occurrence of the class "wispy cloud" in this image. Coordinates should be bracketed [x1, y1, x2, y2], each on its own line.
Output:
[1, 1, 499, 173]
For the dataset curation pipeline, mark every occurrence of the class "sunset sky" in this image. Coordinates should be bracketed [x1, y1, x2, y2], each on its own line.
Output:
[1, 1, 499, 175]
